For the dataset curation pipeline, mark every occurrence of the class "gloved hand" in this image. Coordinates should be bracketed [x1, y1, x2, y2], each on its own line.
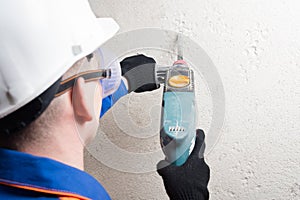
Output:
[157, 129, 210, 200]
[120, 54, 160, 93]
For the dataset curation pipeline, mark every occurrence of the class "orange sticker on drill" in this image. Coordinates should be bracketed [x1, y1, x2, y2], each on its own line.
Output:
[168, 75, 190, 88]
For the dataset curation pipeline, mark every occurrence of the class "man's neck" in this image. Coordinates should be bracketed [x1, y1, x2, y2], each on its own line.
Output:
[22, 127, 85, 170]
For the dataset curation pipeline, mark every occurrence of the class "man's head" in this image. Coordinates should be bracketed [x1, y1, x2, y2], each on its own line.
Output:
[0, 0, 119, 152]
[0, 51, 104, 150]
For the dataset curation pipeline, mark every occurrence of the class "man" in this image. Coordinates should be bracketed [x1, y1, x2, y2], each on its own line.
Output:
[0, 0, 210, 199]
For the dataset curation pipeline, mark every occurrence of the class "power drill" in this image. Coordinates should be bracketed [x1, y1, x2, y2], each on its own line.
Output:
[156, 57, 196, 166]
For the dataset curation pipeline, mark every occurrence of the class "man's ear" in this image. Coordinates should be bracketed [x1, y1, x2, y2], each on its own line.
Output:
[72, 77, 93, 123]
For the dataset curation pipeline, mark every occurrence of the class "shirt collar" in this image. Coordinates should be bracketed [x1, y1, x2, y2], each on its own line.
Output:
[0, 148, 110, 200]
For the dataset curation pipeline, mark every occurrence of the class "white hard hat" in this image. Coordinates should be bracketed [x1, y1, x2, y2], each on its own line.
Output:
[0, 0, 119, 133]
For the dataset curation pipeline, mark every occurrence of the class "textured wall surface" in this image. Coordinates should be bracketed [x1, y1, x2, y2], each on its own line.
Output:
[85, 0, 300, 199]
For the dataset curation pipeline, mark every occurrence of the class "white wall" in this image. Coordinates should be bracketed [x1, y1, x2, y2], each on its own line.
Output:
[85, 0, 300, 199]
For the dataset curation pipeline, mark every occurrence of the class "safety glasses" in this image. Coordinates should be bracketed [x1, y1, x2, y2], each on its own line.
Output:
[54, 69, 111, 97]
[54, 48, 121, 98]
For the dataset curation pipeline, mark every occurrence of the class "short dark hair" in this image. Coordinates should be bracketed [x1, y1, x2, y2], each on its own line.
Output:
[0, 89, 64, 150]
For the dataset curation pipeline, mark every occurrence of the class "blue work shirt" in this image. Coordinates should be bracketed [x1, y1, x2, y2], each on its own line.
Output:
[0, 148, 110, 200]
[100, 79, 128, 118]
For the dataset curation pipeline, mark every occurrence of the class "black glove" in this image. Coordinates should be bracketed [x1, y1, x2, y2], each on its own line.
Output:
[157, 129, 210, 200]
[120, 54, 160, 93]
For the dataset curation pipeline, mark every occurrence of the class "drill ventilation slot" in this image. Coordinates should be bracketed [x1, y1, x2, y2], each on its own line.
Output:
[169, 126, 185, 132]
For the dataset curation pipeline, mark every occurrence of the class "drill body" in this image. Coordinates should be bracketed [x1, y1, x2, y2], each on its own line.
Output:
[158, 60, 196, 166]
